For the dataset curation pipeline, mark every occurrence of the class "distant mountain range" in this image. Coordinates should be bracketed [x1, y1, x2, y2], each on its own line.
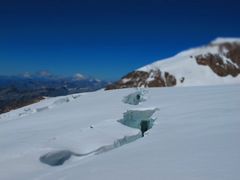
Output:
[0, 72, 109, 114]
[106, 38, 240, 90]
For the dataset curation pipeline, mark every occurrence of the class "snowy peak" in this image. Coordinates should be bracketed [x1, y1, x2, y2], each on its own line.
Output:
[73, 73, 86, 80]
[106, 38, 240, 90]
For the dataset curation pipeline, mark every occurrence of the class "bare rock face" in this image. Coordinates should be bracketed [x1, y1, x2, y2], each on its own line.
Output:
[164, 72, 177, 86]
[220, 42, 240, 65]
[195, 42, 240, 77]
[105, 69, 176, 90]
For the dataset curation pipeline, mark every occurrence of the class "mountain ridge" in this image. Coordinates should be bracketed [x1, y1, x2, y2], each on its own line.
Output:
[106, 38, 240, 90]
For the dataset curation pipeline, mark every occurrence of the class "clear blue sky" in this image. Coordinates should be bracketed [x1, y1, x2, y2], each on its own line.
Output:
[0, 0, 240, 80]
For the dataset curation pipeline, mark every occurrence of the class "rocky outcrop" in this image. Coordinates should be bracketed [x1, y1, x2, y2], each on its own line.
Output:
[195, 42, 240, 77]
[105, 69, 176, 90]
[220, 42, 240, 65]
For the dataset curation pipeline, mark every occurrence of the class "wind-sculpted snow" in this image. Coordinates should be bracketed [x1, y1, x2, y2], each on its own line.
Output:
[71, 94, 81, 99]
[36, 106, 49, 112]
[18, 108, 35, 117]
[40, 150, 94, 166]
[40, 150, 74, 166]
[52, 97, 70, 106]
[37, 97, 72, 113]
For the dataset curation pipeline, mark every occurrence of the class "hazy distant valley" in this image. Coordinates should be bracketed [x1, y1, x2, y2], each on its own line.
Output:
[0, 72, 108, 114]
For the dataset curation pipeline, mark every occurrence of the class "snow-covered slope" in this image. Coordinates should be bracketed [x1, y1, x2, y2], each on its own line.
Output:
[0, 85, 239, 180]
[106, 38, 240, 90]
[211, 37, 240, 44]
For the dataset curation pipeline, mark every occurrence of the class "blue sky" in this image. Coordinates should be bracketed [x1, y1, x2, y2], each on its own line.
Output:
[0, 0, 240, 80]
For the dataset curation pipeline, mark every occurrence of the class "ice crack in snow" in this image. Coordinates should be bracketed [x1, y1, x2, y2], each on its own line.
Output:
[122, 90, 147, 105]
[39, 91, 157, 167]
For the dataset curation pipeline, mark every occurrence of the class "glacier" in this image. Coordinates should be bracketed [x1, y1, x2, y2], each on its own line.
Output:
[0, 85, 239, 180]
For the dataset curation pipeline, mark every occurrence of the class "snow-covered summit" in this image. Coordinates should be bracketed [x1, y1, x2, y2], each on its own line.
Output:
[211, 37, 240, 44]
[106, 38, 240, 90]
[73, 73, 86, 80]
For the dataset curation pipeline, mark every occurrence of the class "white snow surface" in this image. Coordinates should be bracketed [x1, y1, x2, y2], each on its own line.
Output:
[138, 38, 240, 86]
[0, 85, 240, 180]
[211, 37, 240, 44]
